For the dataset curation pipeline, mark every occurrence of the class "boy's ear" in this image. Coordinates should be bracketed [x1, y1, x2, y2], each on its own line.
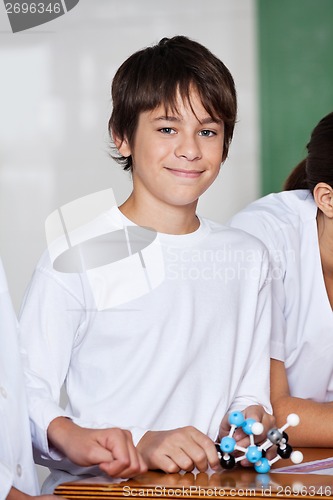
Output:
[313, 182, 333, 218]
[112, 132, 132, 157]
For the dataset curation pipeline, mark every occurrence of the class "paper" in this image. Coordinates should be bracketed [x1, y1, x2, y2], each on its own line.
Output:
[272, 457, 333, 475]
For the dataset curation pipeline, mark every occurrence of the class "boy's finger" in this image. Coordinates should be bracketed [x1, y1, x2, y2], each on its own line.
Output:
[115, 439, 147, 477]
[191, 431, 220, 471]
[168, 447, 195, 472]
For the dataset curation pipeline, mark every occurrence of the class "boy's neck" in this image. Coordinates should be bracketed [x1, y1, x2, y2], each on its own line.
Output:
[119, 194, 200, 235]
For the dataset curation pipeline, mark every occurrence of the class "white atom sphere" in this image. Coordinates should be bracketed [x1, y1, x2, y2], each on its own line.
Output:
[291, 451, 303, 464]
[287, 414, 300, 427]
[251, 422, 264, 435]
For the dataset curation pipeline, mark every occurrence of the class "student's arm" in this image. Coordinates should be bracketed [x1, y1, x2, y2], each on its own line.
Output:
[7, 489, 63, 500]
[271, 359, 333, 447]
[47, 417, 147, 477]
[136, 426, 219, 473]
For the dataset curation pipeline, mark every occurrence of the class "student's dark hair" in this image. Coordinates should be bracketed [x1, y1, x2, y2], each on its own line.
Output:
[108, 36, 237, 171]
[284, 112, 333, 193]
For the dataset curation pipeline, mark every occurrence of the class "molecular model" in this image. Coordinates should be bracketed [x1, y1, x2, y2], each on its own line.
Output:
[215, 411, 303, 474]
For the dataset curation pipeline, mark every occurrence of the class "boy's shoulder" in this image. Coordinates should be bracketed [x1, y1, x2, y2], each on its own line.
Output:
[32, 206, 122, 288]
[201, 215, 269, 254]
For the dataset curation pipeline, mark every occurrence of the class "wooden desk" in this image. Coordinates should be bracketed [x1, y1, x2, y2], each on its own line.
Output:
[54, 449, 333, 499]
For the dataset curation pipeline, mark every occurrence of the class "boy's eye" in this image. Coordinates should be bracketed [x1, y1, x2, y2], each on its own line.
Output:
[159, 127, 176, 134]
[199, 129, 216, 137]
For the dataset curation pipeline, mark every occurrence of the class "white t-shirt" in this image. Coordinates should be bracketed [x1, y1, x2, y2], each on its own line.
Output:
[228, 189, 333, 402]
[19, 207, 272, 487]
[0, 259, 39, 498]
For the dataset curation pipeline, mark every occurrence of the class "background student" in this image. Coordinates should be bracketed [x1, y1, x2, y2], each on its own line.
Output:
[1, 252, 143, 499]
[0, 256, 61, 500]
[228, 111, 333, 446]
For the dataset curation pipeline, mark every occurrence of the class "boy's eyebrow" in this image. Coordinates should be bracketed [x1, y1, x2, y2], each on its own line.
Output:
[153, 115, 222, 125]
[153, 116, 179, 123]
[200, 117, 223, 125]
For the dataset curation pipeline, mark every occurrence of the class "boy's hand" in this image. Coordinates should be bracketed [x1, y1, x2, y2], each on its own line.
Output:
[218, 405, 276, 466]
[137, 426, 219, 473]
[48, 417, 147, 478]
[219, 405, 275, 445]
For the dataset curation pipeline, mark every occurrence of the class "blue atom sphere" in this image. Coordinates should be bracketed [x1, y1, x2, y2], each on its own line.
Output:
[220, 436, 236, 453]
[246, 445, 262, 463]
[228, 411, 245, 427]
[242, 418, 257, 435]
[254, 457, 271, 474]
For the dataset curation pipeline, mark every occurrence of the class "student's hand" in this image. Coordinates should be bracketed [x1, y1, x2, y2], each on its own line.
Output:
[218, 405, 276, 466]
[137, 427, 220, 473]
[47, 417, 147, 478]
[219, 405, 275, 445]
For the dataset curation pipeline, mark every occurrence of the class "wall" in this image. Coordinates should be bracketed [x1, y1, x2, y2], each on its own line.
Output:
[257, 0, 333, 194]
[0, 0, 259, 311]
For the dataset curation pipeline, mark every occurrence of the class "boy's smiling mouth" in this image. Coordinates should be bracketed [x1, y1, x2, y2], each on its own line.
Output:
[164, 167, 204, 178]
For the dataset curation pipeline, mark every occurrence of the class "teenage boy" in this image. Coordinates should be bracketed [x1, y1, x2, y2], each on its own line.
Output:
[19, 36, 274, 491]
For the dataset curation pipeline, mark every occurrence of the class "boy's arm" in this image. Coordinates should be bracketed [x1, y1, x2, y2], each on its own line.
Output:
[20, 268, 152, 472]
[19, 268, 95, 461]
[219, 250, 274, 449]
[229, 253, 273, 413]
[271, 360, 333, 447]
[47, 417, 147, 477]
[136, 427, 219, 473]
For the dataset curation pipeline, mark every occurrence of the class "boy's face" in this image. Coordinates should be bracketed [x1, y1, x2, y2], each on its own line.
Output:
[117, 89, 224, 210]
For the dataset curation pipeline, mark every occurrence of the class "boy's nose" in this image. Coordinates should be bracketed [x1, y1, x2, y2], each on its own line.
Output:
[175, 136, 202, 161]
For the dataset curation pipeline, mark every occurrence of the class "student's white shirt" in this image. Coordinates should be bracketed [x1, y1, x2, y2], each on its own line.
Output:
[0, 259, 39, 498]
[19, 207, 272, 488]
[228, 189, 333, 402]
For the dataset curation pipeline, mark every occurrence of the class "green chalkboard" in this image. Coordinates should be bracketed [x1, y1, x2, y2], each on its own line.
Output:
[257, 0, 333, 194]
